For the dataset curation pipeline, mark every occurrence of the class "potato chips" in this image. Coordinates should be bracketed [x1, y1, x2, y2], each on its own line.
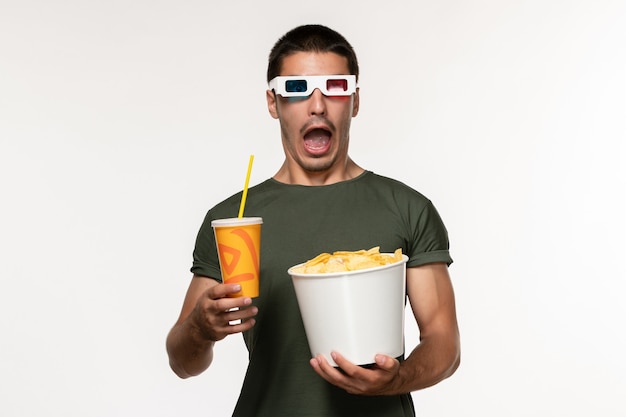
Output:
[291, 247, 403, 274]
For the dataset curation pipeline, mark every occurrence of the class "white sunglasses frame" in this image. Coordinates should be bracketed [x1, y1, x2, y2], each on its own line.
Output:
[268, 75, 357, 98]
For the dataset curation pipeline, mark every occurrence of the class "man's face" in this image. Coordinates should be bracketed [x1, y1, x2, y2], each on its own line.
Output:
[266, 52, 360, 175]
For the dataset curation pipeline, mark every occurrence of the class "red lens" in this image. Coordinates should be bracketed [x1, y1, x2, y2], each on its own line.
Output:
[326, 78, 348, 92]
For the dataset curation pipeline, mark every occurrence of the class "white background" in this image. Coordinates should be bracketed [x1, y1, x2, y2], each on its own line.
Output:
[1, 0, 625, 415]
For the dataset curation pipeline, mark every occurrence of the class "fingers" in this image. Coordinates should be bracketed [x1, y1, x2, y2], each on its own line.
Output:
[329, 351, 360, 374]
[331, 352, 399, 375]
[310, 352, 401, 395]
[225, 314, 256, 334]
[310, 353, 362, 394]
[208, 283, 248, 301]
[374, 354, 399, 372]
[193, 283, 258, 342]
[204, 284, 253, 312]
[310, 354, 344, 382]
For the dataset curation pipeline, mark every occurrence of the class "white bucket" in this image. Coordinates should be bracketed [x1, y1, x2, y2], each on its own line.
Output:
[288, 255, 408, 366]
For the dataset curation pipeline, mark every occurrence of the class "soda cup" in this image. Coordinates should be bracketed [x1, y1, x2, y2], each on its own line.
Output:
[211, 217, 262, 298]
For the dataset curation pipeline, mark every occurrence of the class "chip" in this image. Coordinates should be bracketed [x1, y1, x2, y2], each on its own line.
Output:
[291, 247, 403, 274]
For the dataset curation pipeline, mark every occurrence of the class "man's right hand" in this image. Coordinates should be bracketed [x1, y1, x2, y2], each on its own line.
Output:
[166, 275, 258, 378]
[190, 282, 258, 342]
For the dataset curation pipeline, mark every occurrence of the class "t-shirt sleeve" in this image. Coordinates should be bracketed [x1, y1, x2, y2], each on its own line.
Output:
[190, 211, 223, 281]
[406, 200, 453, 267]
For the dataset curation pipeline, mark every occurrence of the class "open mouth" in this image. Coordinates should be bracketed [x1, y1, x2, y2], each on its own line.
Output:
[303, 128, 332, 155]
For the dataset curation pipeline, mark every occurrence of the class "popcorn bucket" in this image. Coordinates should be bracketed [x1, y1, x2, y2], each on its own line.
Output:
[288, 255, 408, 366]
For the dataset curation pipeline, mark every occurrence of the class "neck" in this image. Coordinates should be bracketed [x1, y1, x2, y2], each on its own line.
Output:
[273, 158, 364, 186]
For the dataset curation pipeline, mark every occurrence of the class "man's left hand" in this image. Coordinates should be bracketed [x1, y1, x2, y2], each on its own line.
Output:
[310, 351, 400, 395]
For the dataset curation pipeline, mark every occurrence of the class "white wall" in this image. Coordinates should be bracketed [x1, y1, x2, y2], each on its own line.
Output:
[1, 1, 624, 416]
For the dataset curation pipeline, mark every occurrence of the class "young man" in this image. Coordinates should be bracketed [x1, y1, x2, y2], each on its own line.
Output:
[166, 24, 460, 417]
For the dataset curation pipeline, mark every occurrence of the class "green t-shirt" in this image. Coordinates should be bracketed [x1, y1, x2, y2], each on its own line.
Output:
[191, 171, 452, 417]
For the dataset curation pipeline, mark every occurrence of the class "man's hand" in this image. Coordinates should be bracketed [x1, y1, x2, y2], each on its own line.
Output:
[310, 352, 401, 396]
[166, 276, 258, 378]
[190, 283, 258, 342]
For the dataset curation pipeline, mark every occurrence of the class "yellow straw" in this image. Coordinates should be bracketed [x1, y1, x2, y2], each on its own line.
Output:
[238, 155, 254, 218]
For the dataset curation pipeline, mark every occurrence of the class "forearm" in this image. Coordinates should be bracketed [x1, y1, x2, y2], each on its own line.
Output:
[393, 332, 460, 394]
[166, 317, 215, 379]
[391, 263, 460, 393]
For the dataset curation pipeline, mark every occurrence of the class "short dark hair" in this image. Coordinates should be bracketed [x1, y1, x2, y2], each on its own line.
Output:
[267, 24, 359, 83]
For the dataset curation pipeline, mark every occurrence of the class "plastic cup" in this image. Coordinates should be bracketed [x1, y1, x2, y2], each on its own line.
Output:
[288, 255, 409, 366]
[211, 217, 263, 298]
